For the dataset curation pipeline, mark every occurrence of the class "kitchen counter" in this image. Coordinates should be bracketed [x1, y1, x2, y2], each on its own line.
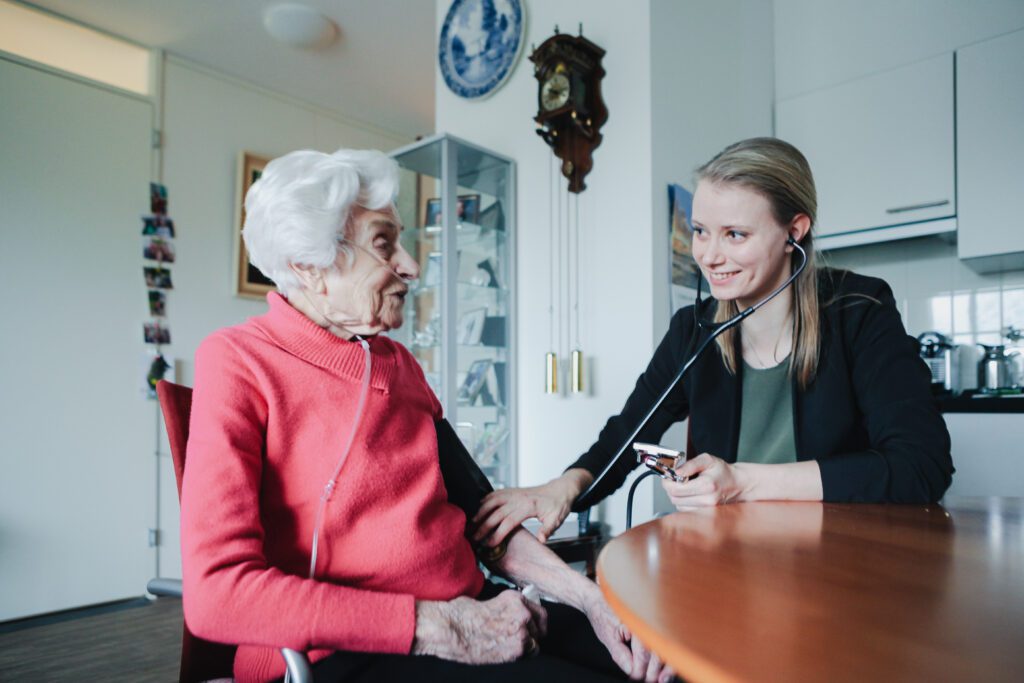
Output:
[937, 391, 1024, 413]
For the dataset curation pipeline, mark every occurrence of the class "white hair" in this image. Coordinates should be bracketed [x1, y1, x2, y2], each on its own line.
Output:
[242, 148, 399, 296]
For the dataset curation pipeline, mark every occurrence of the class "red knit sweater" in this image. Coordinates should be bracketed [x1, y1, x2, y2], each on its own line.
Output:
[181, 293, 483, 682]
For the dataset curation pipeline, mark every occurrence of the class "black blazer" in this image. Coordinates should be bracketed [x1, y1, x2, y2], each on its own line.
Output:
[570, 269, 954, 504]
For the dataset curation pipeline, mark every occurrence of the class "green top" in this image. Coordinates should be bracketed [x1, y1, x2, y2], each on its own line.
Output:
[736, 358, 797, 465]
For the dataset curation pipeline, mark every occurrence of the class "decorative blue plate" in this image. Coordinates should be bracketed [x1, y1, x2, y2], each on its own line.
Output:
[439, 0, 525, 99]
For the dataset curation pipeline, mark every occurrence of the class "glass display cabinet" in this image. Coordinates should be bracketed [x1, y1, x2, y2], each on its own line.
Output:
[390, 134, 516, 488]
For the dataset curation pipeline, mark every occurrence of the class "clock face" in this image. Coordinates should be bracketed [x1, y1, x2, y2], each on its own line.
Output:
[541, 73, 570, 111]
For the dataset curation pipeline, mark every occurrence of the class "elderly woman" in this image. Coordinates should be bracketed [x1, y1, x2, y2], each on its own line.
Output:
[180, 149, 669, 683]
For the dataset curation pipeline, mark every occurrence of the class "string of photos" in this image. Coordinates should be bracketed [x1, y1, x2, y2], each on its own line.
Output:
[142, 182, 174, 398]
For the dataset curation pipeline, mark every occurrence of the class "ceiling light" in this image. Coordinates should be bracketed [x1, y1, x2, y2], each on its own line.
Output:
[263, 3, 337, 49]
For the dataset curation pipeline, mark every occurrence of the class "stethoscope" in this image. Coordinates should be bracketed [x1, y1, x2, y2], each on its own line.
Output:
[572, 236, 808, 513]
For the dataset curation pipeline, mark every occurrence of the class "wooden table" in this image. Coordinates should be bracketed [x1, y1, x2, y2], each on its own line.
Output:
[598, 498, 1024, 682]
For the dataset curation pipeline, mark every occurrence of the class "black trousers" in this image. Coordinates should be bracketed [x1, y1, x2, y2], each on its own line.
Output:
[299, 582, 628, 682]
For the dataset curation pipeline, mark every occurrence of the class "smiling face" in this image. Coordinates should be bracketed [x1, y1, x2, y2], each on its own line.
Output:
[311, 205, 418, 337]
[690, 180, 800, 309]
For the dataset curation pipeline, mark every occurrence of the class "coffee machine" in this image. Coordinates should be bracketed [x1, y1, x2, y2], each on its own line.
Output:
[917, 331, 959, 395]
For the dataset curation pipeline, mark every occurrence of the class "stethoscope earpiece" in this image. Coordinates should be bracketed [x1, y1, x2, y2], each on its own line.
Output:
[693, 239, 808, 330]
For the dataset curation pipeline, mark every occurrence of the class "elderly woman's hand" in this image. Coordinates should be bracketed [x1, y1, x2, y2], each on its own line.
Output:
[412, 590, 547, 664]
[581, 593, 674, 683]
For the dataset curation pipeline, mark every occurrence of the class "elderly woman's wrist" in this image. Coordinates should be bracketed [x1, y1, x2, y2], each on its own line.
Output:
[576, 579, 607, 614]
[412, 600, 452, 655]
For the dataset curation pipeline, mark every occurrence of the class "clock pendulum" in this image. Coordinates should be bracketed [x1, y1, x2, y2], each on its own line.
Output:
[570, 191, 584, 394]
[545, 153, 558, 394]
[532, 26, 606, 396]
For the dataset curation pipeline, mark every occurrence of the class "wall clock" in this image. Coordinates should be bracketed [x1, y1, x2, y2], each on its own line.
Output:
[530, 29, 608, 193]
[439, 0, 526, 99]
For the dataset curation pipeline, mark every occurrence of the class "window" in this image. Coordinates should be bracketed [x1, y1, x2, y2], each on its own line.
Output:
[0, 1, 150, 95]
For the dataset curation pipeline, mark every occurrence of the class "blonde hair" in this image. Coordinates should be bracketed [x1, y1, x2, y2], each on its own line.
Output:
[695, 137, 821, 389]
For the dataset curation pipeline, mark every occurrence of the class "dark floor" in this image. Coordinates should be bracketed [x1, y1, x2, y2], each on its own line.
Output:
[0, 596, 182, 682]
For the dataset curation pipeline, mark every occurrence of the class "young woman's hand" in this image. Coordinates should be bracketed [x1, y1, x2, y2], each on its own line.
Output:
[412, 590, 547, 664]
[471, 469, 592, 546]
[661, 453, 750, 508]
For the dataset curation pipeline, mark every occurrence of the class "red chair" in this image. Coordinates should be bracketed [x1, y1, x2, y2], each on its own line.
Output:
[150, 380, 311, 683]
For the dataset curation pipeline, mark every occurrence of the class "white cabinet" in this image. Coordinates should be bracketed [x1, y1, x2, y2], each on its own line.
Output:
[944, 413, 1024, 498]
[776, 54, 956, 248]
[956, 28, 1024, 273]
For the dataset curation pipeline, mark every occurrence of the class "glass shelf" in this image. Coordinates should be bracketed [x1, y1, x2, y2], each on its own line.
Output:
[421, 222, 507, 243]
[390, 134, 517, 488]
[412, 283, 509, 296]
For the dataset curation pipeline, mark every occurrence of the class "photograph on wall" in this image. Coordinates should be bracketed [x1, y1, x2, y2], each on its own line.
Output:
[148, 290, 167, 317]
[143, 322, 171, 345]
[142, 351, 173, 399]
[142, 236, 176, 263]
[669, 183, 700, 312]
[150, 182, 168, 215]
[142, 214, 175, 238]
[144, 266, 173, 289]
[235, 151, 276, 298]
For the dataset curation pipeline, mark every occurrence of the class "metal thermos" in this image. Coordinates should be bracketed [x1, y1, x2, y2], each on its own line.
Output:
[917, 332, 958, 394]
[977, 344, 1020, 393]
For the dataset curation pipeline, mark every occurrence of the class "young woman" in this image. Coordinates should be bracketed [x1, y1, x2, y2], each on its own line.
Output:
[473, 137, 953, 546]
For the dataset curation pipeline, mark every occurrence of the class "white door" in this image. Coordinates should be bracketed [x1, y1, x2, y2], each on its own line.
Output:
[0, 58, 154, 619]
[776, 54, 955, 239]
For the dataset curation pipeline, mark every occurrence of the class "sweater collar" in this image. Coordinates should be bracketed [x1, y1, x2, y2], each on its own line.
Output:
[254, 292, 397, 391]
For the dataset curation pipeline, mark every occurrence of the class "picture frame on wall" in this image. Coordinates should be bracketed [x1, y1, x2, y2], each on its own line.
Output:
[668, 183, 700, 312]
[234, 151, 275, 298]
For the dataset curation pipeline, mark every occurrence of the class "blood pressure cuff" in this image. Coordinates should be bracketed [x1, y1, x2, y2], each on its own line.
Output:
[435, 418, 494, 518]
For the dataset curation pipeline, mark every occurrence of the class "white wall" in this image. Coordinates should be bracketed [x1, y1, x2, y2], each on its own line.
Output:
[774, 0, 1024, 100]
[154, 56, 411, 578]
[651, 0, 774, 337]
[436, 0, 773, 533]
[0, 58, 154, 620]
